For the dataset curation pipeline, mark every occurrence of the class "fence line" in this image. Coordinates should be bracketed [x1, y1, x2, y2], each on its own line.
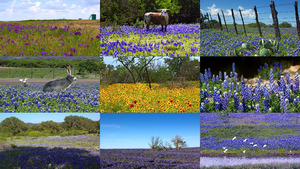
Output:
[200, 0, 300, 40]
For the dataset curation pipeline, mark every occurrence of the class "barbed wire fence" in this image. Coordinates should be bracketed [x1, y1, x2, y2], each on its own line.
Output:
[201, 1, 300, 40]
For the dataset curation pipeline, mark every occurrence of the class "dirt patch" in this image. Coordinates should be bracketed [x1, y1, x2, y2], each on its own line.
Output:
[0, 78, 99, 85]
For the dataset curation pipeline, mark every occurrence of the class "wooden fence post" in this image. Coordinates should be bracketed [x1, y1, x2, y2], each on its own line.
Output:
[270, 1, 281, 40]
[231, 9, 238, 35]
[254, 6, 263, 37]
[221, 10, 228, 32]
[239, 9, 247, 36]
[209, 13, 214, 29]
[295, 1, 300, 40]
[217, 13, 223, 31]
[206, 13, 213, 29]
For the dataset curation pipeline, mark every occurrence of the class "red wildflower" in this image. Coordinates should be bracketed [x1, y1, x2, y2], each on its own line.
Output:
[181, 110, 185, 112]
[130, 104, 134, 108]
[158, 101, 160, 103]
[189, 104, 192, 107]
[133, 100, 137, 104]
[170, 100, 173, 103]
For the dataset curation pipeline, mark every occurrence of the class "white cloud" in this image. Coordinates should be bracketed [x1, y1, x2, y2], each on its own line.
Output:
[29, 1, 41, 12]
[101, 124, 121, 128]
[207, 4, 220, 15]
[46, 0, 67, 9]
[241, 9, 255, 18]
[238, 6, 244, 10]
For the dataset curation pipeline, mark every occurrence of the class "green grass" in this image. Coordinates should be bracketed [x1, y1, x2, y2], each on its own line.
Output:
[0, 67, 100, 79]
[201, 126, 300, 140]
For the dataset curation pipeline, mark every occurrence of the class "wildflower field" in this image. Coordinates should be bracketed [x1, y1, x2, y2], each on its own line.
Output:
[100, 24, 200, 56]
[100, 82, 200, 113]
[200, 28, 300, 56]
[100, 147, 200, 168]
[200, 113, 300, 157]
[0, 20, 100, 56]
[200, 61, 300, 113]
[0, 83, 100, 112]
[0, 134, 100, 168]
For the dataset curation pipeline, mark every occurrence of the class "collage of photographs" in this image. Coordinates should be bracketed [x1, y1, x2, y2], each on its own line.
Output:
[201, 0, 300, 169]
[0, 0, 201, 169]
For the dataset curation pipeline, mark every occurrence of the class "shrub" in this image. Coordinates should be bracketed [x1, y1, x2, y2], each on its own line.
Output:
[279, 22, 292, 28]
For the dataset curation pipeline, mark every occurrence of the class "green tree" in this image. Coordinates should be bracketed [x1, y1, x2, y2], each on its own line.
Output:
[279, 22, 292, 28]
[0, 117, 28, 135]
[149, 136, 163, 151]
[39, 121, 62, 134]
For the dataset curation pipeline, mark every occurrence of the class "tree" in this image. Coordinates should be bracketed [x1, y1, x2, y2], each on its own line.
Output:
[149, 136, 163, 151]
[279, 22, 292, 28]
[116, 56, 159, 84]
[171, 135, 187, 150]
[61, 115, 99, 133]
[39, 121, 62, 134]
[0, 117, 28, 135]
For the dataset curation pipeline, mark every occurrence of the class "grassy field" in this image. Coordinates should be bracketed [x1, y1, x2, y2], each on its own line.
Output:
[0, 20, 100, 56]
[100, 24, 200, 56]
[201, 163, 300, 169]
[0, 134, 99, 168]
[0, 67, 100, 79]
[200, 113, 300, 157]
[100, 82, 200, 112]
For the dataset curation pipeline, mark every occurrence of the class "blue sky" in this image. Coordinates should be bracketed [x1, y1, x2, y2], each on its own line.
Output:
[0, 0, 99, 21]
[0, 113, 100, 123]
[201, 0, 297, 26]
[102, 56, 200, 67]
[100, 113, 200, 149]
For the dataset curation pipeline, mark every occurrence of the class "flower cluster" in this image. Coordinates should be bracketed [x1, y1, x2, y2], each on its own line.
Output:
[201, 62, 300, 112]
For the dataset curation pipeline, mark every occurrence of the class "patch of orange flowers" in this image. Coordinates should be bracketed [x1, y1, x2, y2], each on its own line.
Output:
[100, 82, 200, 113]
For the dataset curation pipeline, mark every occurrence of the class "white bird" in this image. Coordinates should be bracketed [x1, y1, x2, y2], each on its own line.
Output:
[19, 78, 29, 87]
[232, 136, 236, 140]
[263, 144, 267, 148]
[243, 138, 247, 142]
[224, 149, 228, 153]
[253, 144, 257, 147]
[243, 150, 246, 153]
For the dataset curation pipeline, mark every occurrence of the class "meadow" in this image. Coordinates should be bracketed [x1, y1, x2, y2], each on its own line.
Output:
[0, 20, 100, 56]
[100, 82, 200, 113]
[100, 24, 200, 56]
[0, 83, 99, 112]
[200, 113, 300, 167]
[200, 62, 300, 112]
[100, 147, 200, 168]
[200, 27, 300, 56]
[0, 134, 100, 168]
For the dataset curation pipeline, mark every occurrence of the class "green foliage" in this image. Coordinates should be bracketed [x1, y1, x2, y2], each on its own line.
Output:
[279, 22, 292, 28]
[201, 125, 299, 140]
[61, 115, 99, 134]
[233, 39, 279, 56]
[247, 22, 267, 28]
[0, 117, 28, 135]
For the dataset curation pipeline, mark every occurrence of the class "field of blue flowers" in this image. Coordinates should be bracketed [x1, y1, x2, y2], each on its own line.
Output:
[200, 61, 300, 113]
[100, 147, 200, 168]
[100, 24, 200, 56]
[0, 134, 100, 168]
[0, 83, 100, 112]
[200, 113, 300, 156]
[200, 28, 300, 56]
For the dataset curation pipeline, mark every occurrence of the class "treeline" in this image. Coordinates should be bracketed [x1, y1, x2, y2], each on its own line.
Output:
[0, 115, 100, 139]
[0, 59, 102, 75]
[100, 0, 200, 26]
[100, 57, 200, 84]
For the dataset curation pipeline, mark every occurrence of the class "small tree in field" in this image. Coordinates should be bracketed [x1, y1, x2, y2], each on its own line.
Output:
[171, 135, 187, 150]
[149, 136, 162, 151]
